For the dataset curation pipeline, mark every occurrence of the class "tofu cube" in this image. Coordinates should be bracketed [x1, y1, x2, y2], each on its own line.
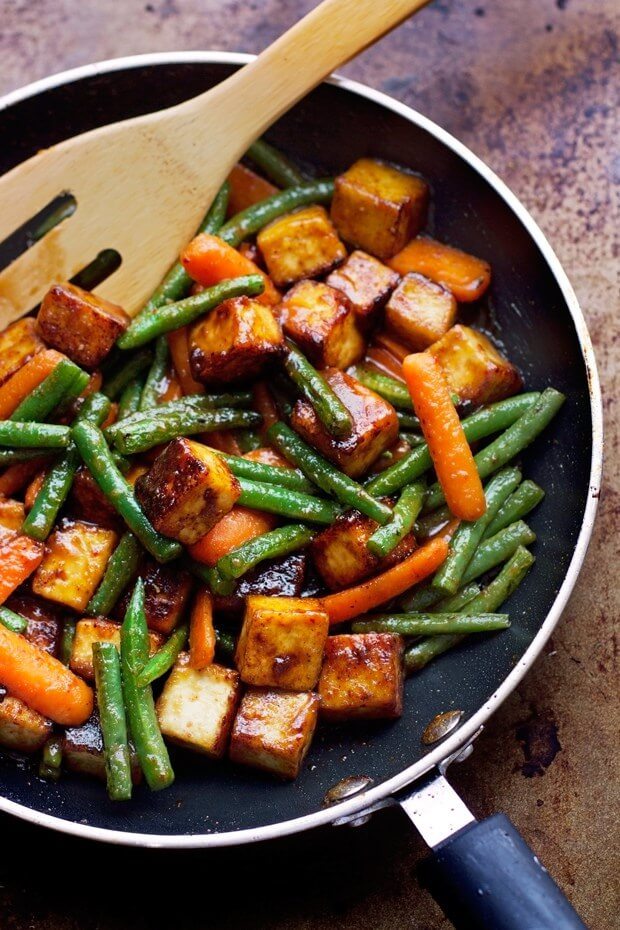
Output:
[326, 249, 399, 327]
[331, 159, 428, 260]
[6, 593, 62, 656]
[37, 282, 130, 368]
[63, 710, 141, 782]
[230, 688, 319, 779]
[428, 324, 522, 405]
[189, 296, 284, 385]
[0, 317, 45, 386]
[290, 368, 398, 478]
[69, 617, 164, 681]
[32, 519, 117, 611]
[280, 280, 365, 370]
[156, 654, 241, 758]
[385, 272, 457, 350]
[235, 595, 329, 691]
[311, 507, 417, 591]
[0, 695, 52, 752]
[0, 497, 25, 533]
[69, 466, 121, 529]
[135, 438, 241, 545]
[113, 559, 193, 634]
[318, 633, 405, 721]
[214, 552, 306, 615]
[257, 205, 347, 287]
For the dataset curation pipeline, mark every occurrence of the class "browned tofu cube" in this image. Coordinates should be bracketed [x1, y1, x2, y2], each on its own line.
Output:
[0, 695, 52, 752]
[69, 466, 121, 529]
[428, 324, 522, 405]
[326, 249, 399, 327]
[63, 710, 141, 782]
[235, 595, 329, 691]
[280, 280, 365, 370]
[6, 593, 62, 656]
[0, 317, 45, 385]
[318, 633, 405, 721]
[311, 507, 417, 591]
[0, 497, 25, 533]
[213, 552, 306, 615]
[156, 654, 241, 758]
[113, 559, 193, 634]
[135, 438, 241, 545]
[331, 159, 428, 260]
[257, 205, 347, 287]
[69, 617, 164, 680]
[291, 368, 398, 478]
[37, 282, 130, 368]
[385, 272, 457, 350]
[189, 296, 284, 385]
[31, 519, 117, 611]
[229, 688, 319, 780]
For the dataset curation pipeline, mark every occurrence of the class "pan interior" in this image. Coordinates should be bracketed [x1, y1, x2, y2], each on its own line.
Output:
[0, 60, 593, 838]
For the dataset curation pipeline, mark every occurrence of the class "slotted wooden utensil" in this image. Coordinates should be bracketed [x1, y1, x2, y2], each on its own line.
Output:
[0, 0, 430, 327]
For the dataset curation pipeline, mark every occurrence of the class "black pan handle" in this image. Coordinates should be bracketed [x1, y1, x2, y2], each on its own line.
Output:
[418, 813, 588, 930]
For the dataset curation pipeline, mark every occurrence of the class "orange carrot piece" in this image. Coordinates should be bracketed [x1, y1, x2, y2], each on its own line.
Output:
[388, 237, 491, 303]
[227, 163, 278, 216]
[0, 533, 45, 604]
[403, 352, 486, 521]
[252, 381, 279, 435]
[0, 623, 94, 725]
[181, 233, 280, 306]
[24, 471, 47, 511]
[188, 589, 216, 669]
[0, 349, 64, 420]
[81, 371, 103, 397]
[373, 330, 411, 363]
[0, 457, 52, 497]
[243, 447, 292, 469]
[188, 506, 277, 566]
[320, 536, 449, 626]
[160, 368, 183, 403]
[167, 326, 205, 396]
[0, 498, 25, 533]
[365, 346, 405, 381]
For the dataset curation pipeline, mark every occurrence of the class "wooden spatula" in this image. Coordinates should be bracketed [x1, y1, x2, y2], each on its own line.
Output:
[0, 0, 430, 327]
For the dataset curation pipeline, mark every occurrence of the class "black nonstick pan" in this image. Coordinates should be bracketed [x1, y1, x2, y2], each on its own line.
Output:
[0, 52, 603, 930]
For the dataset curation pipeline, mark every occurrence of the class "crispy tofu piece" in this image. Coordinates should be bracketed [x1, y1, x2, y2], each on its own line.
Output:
[6, 593, 62, 656]
[311, 507, 417, 591]
[63, 710, 141, 781]
[69, 466, 121, 529]
[189, 296, 284, 385]
[156, 654, 240, 758]
[31, 519, 117, 612]
[318, 633, 405, 721]
[0, 497, 25, 533]
[326, 250, 399, 326]
[0, 695, 52, 753]
[214, 552, 306, 615]
[114, 559, 193, 634]
[0, 318, 45, 386]
[291, 368, 398, 478]
[280, 280, 365, 370]
[69, 617, 164, 681]
[229, 688, 319, 779]
[331, 159, 428, 260]
[388, 237, 491, 302]
[428, 324, 522, 405]
[257, 205, 347, 287]
[37, 282, 130, 369]
[235, 595, 329, 691]
[385, 272, 457, 350]
[135, 439, 241, 545]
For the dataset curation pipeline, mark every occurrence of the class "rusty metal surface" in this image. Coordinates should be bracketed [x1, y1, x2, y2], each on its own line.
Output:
[0, 0, 617, 926]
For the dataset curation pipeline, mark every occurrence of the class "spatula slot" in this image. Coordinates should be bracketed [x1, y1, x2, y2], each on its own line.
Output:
[70, 249, 122, 291]
[0, 193, 76, 273]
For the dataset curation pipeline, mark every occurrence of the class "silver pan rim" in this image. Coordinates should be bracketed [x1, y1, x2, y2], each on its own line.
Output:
[0, 50, 603, 849]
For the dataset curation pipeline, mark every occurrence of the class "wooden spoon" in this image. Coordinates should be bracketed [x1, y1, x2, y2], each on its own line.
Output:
[0, 0, 430, 325]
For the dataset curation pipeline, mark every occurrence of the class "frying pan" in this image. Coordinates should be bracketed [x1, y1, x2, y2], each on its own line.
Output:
[0, 52, 602, 929]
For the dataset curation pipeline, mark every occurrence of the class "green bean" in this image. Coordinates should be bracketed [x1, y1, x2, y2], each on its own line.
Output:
[215, 628, 236, 660]
[138, 336, 169, 411]
[415, 504, 452, 539]
[367, 480, 426, 558]
[187, 560, 236, 596]
[39, 736, 63, 781]
[351, 613, 509, 636]
[235, 428, 262, 453]
[283, 341, 352, 437]
[60, 618, 76, 666]
[462, 521, 536, 584]
[111, 407, 262, 455]
[30, 196, 76, 242]
[431, 583, 482, 613]
[237, 477, 340, 525]
[87, 531, 142, 617]
[120, 580, 174, 791]
[217, 524, 315, 580]
[365, 392, 540, 497]
[211, 450, 314, 493]
[397, 411, 421, 430]
[117, 377, 145, 420]
[400, 585, 444, 612]
[0, 448, 50, 466]
[106, 391, 252, 438]
[71, 249, 122, 291]
[218, 179, 335, 248]
[11, 359, 88, 422]
[431, 467, 522, 595]
[483, 480, 545, 539]
[102, 349, 153, 399]
[93, 641, 133, 801]
[118, 275, 265, 350]
[353, 365, 414, 410]
[247, 139, 306, 187]
[0, 606, 28, 633]
[267, 422, 393, 525]
[0, 421, 70, 448]
[72, 422, 182, 563]
[135, 624, 188, 688]
[401, 432, 426, 447]
[423, 389, 564, 512]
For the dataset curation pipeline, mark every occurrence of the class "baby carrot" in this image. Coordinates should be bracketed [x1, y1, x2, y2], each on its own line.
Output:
[166, 326, 205, 396]
[188, 589, 216, 669]
[0, 533, 44, 604]
[0, 350, 64, 419]
[188, 506, 277, 566]
[181, 233, 280, 306]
